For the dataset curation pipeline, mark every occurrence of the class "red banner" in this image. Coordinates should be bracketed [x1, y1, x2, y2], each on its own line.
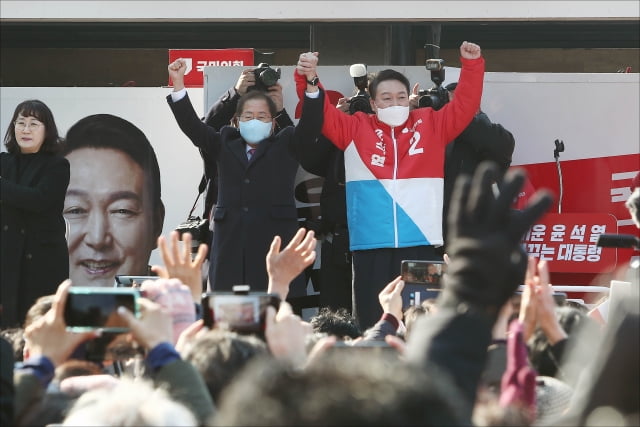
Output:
[168, 49, 255, 87]
[522, 213, 618, 273]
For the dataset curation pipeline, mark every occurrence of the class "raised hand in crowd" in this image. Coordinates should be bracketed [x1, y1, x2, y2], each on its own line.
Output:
[266, 228, 317, 300]
[407, 162, 552, 422]
[439, 163, 553, 318]
[151, 231, 207, 302]
[167, 58, 188, 91]
[175, 319, 207, 356]
[118, 297, 174, 350]
[23, 280, 99, 367]
[265, 301, 312, 369]
[378, 276, 405, 322]
[533, 261, 568, 345]
[519, 257, 541, 341]
[139, 278, 196, 345]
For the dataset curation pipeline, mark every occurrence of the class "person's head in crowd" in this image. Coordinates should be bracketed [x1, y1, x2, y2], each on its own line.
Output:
[565, 299, 589, 314]
[310, 308, 362, 339]
[367, 69, 411, 127]
[472, 388, 532, 427]
[53, 359, 103, 384]
[61, 114, 165, 287]
[3, 99, 63, 154]
[0, 327, 24, 362]
[62, 377, 196, 426]
[215, 351, 465, 426]
[17, 391, 76, 426]
[182, 329, 267, 404]
[233, 91, 277, 147]
[403, 299, 438, 341]
[528, 305, 600, 378]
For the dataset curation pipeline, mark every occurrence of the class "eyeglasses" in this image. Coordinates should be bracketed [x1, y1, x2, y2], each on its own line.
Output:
[14, 120, 44, 132]
[239, 113, 272, 123]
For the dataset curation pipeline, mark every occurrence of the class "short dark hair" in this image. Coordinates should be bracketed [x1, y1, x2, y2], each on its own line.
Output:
[215, 351, 465, 426]
[369, 69, 411, 100]
[310, 308, 362, 339]
[3, 99, 63, 154]
[183, 330, 267, 403]
[61, 114, 163, 215]
[235, 91, 278, 118]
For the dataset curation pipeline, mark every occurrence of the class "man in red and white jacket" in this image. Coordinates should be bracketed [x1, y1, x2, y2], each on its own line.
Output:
[296, 42, 485, 329]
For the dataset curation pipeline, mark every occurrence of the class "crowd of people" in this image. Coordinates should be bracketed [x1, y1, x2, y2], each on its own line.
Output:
[0, 40, 638, 426]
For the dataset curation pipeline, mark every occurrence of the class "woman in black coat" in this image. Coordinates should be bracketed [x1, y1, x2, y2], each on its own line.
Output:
[0, 100, 70, 327]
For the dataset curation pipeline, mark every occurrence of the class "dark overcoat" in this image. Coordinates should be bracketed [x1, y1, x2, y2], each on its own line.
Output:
[0, 152, 70, 327]
[167, 92, 312, 294]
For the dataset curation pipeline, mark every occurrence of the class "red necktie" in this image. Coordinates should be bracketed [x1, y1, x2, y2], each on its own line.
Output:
[248, 148, 256, 160]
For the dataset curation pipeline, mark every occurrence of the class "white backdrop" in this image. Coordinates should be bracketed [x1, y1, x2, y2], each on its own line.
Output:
[2, 68, 638, 265]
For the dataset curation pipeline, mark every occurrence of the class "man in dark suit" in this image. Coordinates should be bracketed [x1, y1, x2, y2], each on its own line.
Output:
[167, 58, 319, 295]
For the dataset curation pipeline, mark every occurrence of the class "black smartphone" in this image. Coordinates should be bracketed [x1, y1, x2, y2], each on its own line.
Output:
[400, 260, 445, 287]
[64, 287, 140, 332]
[114, 275, 157, 287]
[400, 260, 444, 310]
[201, 288, 280, 336]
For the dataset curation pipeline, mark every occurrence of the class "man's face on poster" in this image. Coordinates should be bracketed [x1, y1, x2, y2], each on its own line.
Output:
[63, 147, 158, 287]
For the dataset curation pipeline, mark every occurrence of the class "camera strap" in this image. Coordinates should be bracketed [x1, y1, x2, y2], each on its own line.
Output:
[187, 174, 209, 219]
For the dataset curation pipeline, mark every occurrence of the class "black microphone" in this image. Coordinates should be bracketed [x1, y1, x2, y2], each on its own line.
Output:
[597, 234, 640, 250]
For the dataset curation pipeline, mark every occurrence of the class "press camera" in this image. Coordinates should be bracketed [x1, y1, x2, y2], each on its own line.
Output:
[417, 58, 449, 111]
[347, 63, 373, 115]
[250, 63, 281, 92]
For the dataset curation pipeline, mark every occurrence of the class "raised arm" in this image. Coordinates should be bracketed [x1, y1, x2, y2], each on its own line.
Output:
[295, 52, 357, 151]
[166, 58, 223, 157]
[429, 41, 485, 144]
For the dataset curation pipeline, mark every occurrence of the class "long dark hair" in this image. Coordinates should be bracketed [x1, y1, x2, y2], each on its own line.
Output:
[3, 99, 63, 154]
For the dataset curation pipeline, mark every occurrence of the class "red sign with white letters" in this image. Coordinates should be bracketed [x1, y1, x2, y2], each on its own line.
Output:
[168, 49, 254, 87]
[522, 213, 618, 273]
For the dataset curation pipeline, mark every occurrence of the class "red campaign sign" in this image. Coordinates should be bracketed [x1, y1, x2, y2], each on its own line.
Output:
[522, 213, 618, 273]
[168, 49, 255, 87]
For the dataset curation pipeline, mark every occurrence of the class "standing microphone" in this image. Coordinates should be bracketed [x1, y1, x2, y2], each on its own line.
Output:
[597, 234, 640, 250]
[554, 139, 565, 214]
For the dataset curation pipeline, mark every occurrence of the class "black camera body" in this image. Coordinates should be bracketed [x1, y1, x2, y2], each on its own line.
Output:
[348, 89, 373, 115]
[250, 63, 281, 92]
[417, 59, 449, 111]
[175, 215, 211, 250]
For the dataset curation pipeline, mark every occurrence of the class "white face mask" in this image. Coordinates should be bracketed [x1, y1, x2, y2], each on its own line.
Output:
[238, 119, 272, 144]
[375, 105, 410, 127]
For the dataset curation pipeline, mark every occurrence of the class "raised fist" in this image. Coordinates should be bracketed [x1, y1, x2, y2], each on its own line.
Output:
[460, 41, 481, 60]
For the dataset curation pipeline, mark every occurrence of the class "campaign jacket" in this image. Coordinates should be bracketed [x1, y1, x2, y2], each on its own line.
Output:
[296, 56, 485, 251]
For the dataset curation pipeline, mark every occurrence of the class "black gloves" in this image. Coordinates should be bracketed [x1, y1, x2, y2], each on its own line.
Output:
[439, 162, 553, 320]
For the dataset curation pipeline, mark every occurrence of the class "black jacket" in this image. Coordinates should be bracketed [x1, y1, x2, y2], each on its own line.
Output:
[442, 112, 515, 246]
[0, 152, 70, 327]
[200, 87, 294, 221]
[167, 92, 317, 294]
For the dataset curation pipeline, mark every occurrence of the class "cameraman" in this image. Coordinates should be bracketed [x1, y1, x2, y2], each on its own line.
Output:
[199, 68, 295, 227]
[411, 81, 515, 249]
